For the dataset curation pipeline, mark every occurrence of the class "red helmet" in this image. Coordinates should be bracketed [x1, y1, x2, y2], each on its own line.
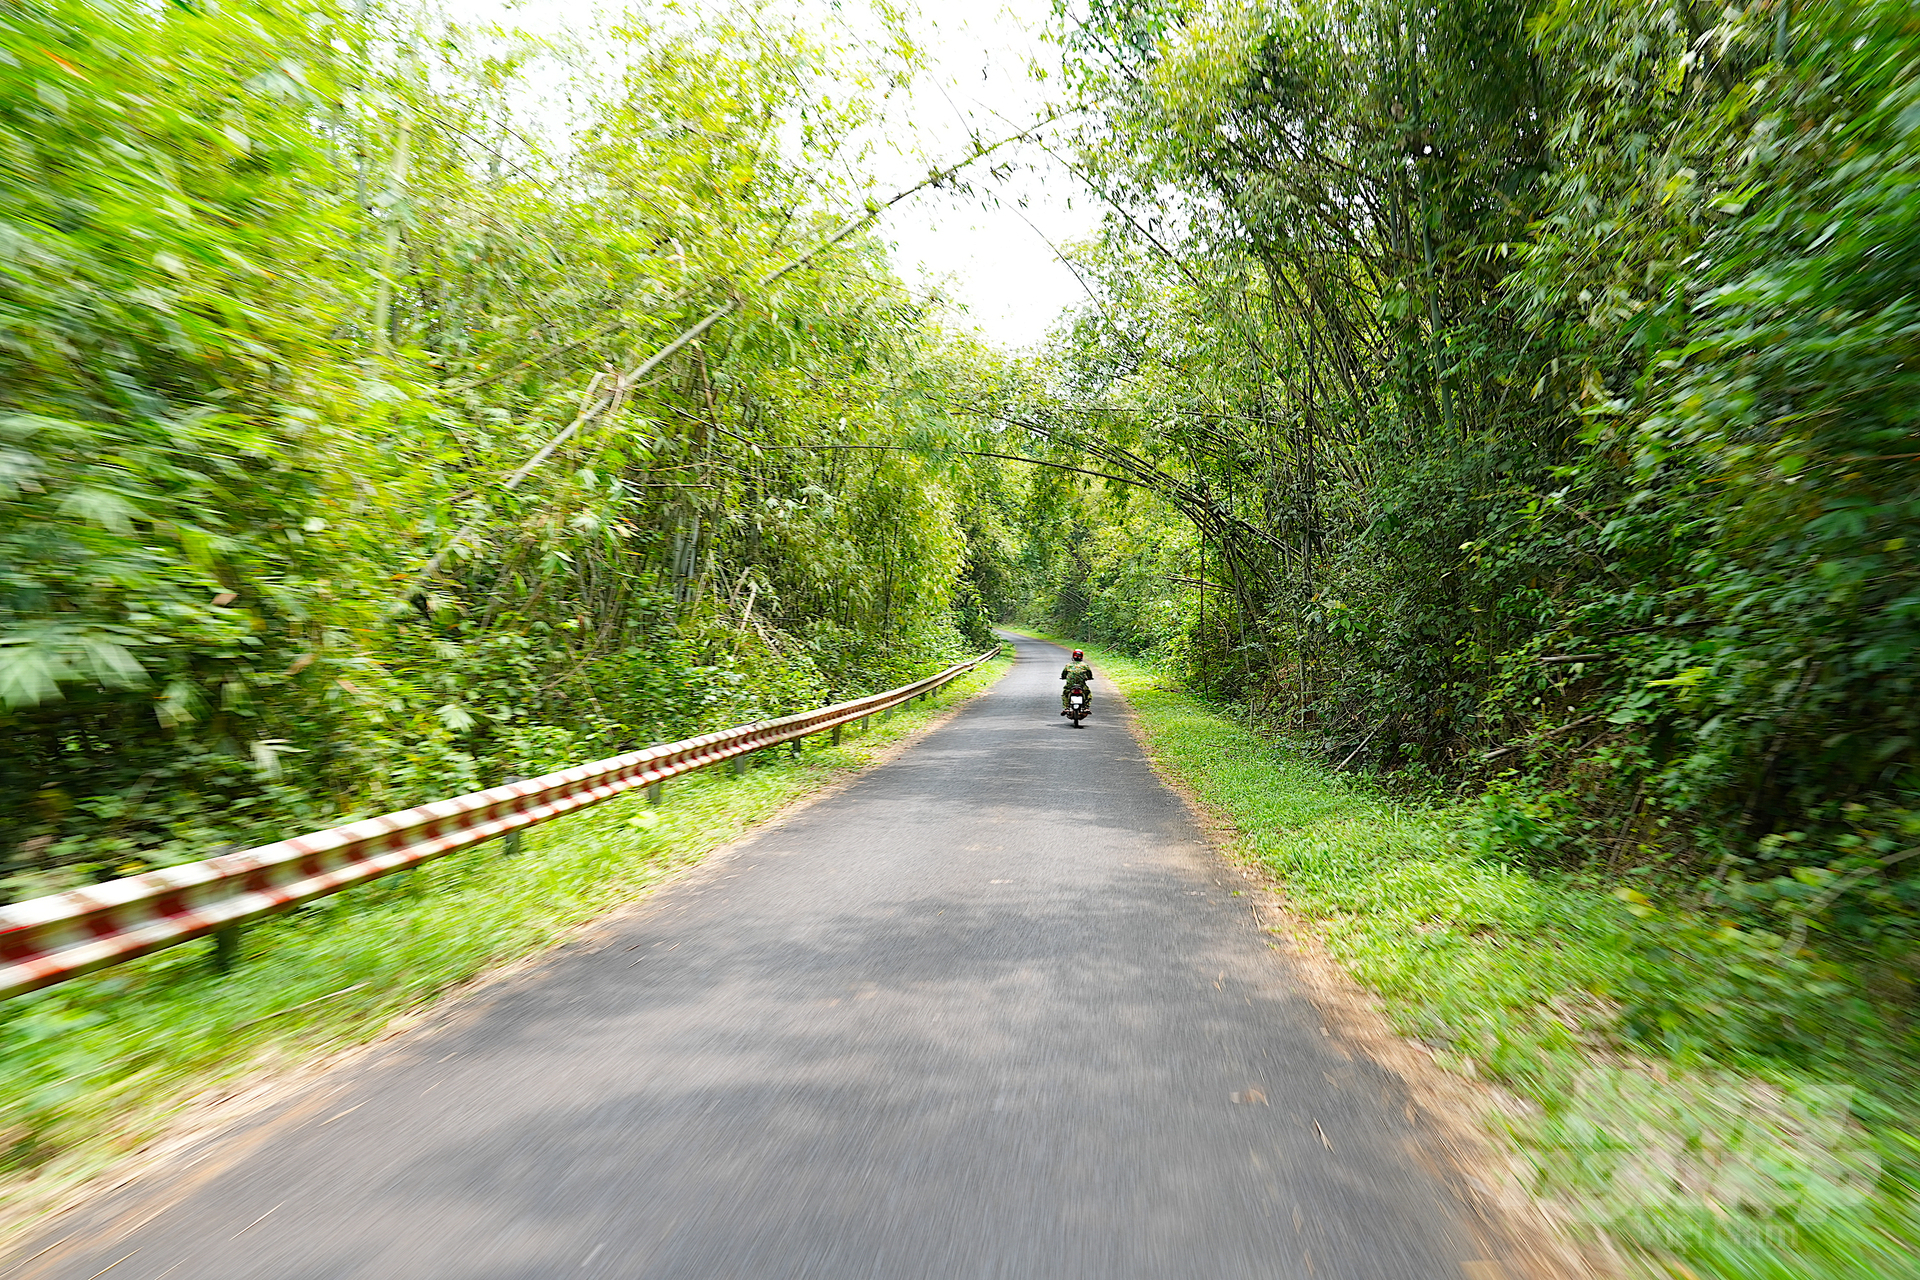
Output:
[1071, 649, 1084, 661]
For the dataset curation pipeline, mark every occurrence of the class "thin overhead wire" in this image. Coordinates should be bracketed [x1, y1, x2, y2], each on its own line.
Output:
[396, 108, 1078, 606]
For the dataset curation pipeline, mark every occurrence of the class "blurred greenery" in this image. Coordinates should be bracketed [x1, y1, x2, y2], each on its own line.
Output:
[0, 0, 1012, 897]
[1077, 639, 1917, 1278]
[990, 4, 1920, 1267]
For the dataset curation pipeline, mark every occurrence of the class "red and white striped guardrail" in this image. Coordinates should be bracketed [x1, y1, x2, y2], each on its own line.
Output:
[0, 647, 1001, 1001]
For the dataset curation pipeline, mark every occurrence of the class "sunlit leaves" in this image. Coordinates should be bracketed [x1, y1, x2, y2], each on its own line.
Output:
[1034, 0, 1920, 923]
[1, 0, 993, 899]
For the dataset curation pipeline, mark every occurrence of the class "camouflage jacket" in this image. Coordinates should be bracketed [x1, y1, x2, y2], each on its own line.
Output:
[1060, 662, 1094, 688]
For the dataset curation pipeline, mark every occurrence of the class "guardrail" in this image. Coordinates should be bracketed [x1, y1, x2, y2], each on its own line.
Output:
[0, 646, 1001, 1002]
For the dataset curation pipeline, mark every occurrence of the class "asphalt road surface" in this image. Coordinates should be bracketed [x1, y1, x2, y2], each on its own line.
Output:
[20, 635, 1503, 1280]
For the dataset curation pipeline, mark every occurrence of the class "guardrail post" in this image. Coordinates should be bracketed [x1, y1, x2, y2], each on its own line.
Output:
[730, 754, 746, 777]
[503, 776, 525, 856]
[790, 737, 803, 758]
[212, 923, 242, 975]
[647, 781, 662, 805]
[832, 724, 842, 745]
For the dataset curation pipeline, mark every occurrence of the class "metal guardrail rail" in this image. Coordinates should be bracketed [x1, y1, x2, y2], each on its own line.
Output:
[0, 646, 1001, 1001]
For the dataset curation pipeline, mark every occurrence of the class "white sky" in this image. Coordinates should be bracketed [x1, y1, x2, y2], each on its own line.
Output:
[871, 3, 1102, 349]
[441, 0, 1100, 349]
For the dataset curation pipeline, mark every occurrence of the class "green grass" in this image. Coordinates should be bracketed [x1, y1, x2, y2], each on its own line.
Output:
[0, 654, 1010, 1241]
[1040, 636, 1917, 1280]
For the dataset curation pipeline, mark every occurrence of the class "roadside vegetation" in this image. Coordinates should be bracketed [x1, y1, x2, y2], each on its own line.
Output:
[990, 1, 1919, 1274]
[1072, 641, 1915, 1278]
[0, 0, 1017, 1231]
[1003, 0, 1920, 967]
[0, 653, 1006, 1240]
[0, 0, 1007, 901]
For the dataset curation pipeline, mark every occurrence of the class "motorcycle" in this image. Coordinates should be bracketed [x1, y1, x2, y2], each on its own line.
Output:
[1065, 688, 1090, 726]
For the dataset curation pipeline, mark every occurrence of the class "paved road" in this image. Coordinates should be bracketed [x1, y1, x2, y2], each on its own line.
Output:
[21, 636, 1499, 1279]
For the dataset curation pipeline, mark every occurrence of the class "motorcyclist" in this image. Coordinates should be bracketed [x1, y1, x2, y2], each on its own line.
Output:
[1060, 649, 1094, 716]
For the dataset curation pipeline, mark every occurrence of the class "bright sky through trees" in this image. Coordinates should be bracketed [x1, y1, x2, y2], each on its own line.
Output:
[444, 0, 1097, 347]
[872, 2, 1099, 348]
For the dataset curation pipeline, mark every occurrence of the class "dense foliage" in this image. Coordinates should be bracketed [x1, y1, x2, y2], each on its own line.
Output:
[989, 0, 1920, 1267]
[1008, 0, 1919, 970]
[0, 0, 999, 898]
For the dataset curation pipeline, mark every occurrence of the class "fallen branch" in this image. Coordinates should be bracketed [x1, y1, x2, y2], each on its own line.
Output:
[394, 370, 621, 606]
[1336, 718, 1388, 771]
[1480, 714, 1600, 762]
[1785, 844, 1920, 956]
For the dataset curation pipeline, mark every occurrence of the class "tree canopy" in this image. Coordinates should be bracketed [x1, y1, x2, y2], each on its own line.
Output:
[1003, 0, 1920, 953]
[0, 0, 1011, 893]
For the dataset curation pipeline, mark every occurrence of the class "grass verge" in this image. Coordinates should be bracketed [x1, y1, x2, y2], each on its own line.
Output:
[0, 653, 1010, 1244]
[1051, 637, 1916, 1280]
